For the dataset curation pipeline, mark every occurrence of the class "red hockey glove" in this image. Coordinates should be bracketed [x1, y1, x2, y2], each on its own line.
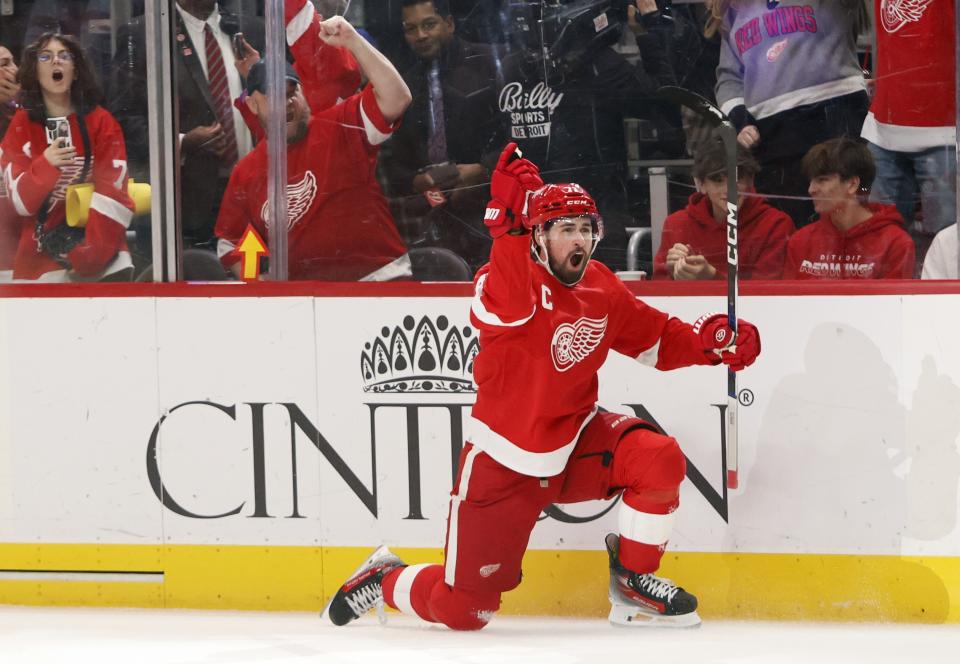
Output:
[485, 142, 543, 237]
[693, 313, 761, 371]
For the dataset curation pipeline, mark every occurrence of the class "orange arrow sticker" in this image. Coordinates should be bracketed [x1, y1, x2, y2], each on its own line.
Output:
[238, 225, 269, 281]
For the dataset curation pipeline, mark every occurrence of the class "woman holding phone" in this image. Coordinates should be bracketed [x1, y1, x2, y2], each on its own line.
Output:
[0, 32, 134, 281]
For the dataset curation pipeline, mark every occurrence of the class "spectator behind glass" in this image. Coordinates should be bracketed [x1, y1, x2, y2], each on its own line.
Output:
[783, 137, 914, 280]
[654, 137, 793, 280]
[0, 32, 135, 282]
[0, 43, 21, 281]
[710, 0, 870, 228]
[0, 44, 19, 137]
[861, 0, 956, 270]
[667, 2, 723, 153]
[496, 0, 680, 273]
[108, 0, 264, 250]
[379, 0, 505, 273]
[214, 0, 412, 281]
[921, 224, 958, 280]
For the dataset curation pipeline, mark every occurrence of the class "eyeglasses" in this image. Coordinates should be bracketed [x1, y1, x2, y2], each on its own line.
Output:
[37, 50, 74, 64]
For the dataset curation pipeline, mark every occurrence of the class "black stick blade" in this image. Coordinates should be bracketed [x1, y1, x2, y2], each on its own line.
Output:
[656, 86, 727, 128]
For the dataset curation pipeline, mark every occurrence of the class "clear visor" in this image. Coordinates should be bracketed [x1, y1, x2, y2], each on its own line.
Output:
[542, 215, 603, 242]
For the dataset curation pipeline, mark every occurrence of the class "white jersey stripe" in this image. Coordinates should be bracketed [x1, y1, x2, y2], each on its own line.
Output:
[359, 252, 412, 281]
[860, 113, 957, 153]
[634, 339, 661, 368]
[359, 99, 393, 147]
[90, 192, 134, 229]
[217, 238, 237, 259]
[5, 165, 29, 216]
[471, 274, 536, 328]
[285, 0, 314, 45]
[445, 446, 482, 587]
[466, 406, 597, 478]
[618, 503, 675, 546]
[391, 563, 433, 618]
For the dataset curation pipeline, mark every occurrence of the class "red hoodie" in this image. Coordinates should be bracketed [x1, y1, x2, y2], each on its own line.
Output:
[654, 193, 794, 280]
[783, 204, 914, 279]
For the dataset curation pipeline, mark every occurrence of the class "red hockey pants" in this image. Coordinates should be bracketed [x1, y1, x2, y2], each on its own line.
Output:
[381, 411, 686, 630]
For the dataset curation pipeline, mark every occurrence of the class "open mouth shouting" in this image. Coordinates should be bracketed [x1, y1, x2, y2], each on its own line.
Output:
[568, 250, 586, 270]
[52, 69, 64, 82]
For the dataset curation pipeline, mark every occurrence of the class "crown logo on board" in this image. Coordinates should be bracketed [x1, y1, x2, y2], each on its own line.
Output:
[361, 315, 479, 393]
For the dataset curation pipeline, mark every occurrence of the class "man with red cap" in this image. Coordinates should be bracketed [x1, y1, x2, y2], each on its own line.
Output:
[323, 143, 762, 630]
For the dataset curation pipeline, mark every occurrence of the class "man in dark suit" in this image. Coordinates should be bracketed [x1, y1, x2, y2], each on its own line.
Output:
[379, 0, 505, 272]
[109, 0, 264, 249]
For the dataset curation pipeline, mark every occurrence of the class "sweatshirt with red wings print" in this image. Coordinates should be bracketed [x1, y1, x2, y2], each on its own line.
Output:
[468, 233, 718, 477]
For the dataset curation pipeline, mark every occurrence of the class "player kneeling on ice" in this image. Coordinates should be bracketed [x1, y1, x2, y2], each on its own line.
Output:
[324, 143, 761, 630]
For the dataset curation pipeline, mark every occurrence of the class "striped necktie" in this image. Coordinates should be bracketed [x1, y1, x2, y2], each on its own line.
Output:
[427, 62, 448, 164]
[204, 23, 239, 166]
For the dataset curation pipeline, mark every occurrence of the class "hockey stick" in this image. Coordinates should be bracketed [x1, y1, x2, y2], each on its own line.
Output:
[656, 86, 740, 490]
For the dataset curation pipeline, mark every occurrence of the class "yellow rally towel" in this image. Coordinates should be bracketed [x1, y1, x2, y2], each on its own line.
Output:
[66, 181, 151, 227]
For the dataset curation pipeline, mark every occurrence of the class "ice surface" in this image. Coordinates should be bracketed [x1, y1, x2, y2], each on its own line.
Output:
[0, 606, 956, 664]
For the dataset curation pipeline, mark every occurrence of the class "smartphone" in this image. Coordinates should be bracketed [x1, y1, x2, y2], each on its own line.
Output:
[232, 32, 246, 59]
[45, 117, 72, 148]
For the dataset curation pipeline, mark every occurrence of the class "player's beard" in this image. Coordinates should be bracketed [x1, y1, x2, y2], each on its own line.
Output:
[286, 118, 308, 145]
[548, 247, 589, 286]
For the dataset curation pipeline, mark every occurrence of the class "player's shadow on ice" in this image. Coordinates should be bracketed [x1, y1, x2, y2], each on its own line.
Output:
[723, 323, 955, 622]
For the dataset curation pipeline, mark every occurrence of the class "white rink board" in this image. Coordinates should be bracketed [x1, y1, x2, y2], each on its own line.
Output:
[0, 294, 958, 558]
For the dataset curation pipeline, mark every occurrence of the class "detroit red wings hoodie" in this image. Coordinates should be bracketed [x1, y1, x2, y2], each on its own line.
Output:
[654, 192, 795, 280]
[783, 203, 914, 279]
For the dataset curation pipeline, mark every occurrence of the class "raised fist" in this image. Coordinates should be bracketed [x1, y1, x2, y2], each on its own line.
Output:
[485, 142, 543, 237]
[693, 313, 761, 371]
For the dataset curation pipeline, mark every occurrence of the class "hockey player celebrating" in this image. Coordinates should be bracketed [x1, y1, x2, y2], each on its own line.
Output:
[324, 143, 761, 630]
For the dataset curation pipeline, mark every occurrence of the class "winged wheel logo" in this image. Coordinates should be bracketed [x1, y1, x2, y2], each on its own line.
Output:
[550, 316, 608, 372]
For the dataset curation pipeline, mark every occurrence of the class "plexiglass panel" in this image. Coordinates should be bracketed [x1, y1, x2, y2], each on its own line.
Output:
[0, 0, 957, 283]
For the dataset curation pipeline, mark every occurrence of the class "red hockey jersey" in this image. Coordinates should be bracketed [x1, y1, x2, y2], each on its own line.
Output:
[783, 204, 914, 279]
[0, 107, 134, 280]
[215, 86, 409, 281]
[654, 193, 794, 280]
[216, 0, 408, 281]
[468, 233, 718, 477]
[862, 0, 956, 151]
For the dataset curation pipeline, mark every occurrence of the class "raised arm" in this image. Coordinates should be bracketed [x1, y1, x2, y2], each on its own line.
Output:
[284, 0, 362, 112]
[470, 143, 544, 331]
[317, 16, 412, 125]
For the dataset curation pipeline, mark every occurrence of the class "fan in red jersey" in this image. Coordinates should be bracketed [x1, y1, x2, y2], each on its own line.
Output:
[214, 0, 411, 281]
[322, 142, 762, 630]
[1, 33, 135, 282]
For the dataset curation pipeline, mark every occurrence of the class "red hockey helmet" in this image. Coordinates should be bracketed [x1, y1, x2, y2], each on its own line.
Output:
[528, 183, 602, 233]
[527, 183, 603, 286]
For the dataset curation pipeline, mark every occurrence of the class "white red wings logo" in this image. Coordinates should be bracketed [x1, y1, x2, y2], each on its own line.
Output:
[260, 170, 318, 230]
[880, 0, 934, 33]
[550, 315, 608, 372]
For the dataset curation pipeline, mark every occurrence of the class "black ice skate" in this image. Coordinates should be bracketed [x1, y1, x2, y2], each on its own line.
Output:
[605, 533, 701, 628]
[322, 545, 405, 626]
